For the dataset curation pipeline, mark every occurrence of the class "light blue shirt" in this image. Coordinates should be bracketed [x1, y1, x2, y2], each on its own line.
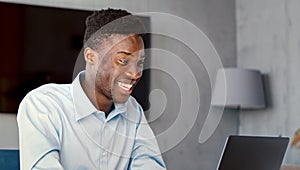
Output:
[17, 72, 166, 170]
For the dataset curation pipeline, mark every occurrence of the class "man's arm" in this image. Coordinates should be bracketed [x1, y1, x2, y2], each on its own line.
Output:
[129, 108, 166, 170]
[17, 91, 64, 170]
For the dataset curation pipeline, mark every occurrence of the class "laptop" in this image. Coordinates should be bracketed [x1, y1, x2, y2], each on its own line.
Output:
[217, 135, 289, 170]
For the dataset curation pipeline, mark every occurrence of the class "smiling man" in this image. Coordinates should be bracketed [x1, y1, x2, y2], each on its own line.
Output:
[83, 34, 145, 116]
[17, 9, 166, 170]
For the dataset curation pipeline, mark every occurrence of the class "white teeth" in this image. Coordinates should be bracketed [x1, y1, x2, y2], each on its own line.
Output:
[118, 82, 133, 91]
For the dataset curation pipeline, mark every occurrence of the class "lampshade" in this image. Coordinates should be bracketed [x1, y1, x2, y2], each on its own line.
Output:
[211, 68, 266, 109]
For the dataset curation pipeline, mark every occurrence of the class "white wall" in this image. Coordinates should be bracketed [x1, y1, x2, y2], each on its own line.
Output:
[0, 0, 237, 169]
[237, 0, 300, 165]
[0, 114, 18, 149]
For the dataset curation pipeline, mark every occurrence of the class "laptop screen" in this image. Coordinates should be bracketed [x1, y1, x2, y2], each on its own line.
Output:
[217, 135, 289, 170]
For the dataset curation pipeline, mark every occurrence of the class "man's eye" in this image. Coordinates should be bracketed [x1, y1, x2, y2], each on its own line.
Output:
[137, 61, 144, 67]
[118, 58, 128, 65]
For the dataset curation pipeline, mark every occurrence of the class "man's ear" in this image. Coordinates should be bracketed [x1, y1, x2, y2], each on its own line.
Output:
[84, 47, 97, 65]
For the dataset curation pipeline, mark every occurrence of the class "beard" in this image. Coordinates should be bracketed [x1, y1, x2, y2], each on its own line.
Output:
[94, 70, 114, 101]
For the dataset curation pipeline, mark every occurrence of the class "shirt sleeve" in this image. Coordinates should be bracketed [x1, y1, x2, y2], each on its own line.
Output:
[128, 107, 167, 170]
[17, 91, 64, 170]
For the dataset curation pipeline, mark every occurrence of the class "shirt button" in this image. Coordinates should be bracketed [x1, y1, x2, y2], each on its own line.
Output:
[102, 152, 107, 156]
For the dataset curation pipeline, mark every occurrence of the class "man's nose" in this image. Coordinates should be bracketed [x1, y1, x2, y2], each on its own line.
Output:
[127, 64, 142, 80]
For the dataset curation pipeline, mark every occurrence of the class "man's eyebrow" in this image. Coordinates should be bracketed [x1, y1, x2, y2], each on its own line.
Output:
[117, 51, 132, 56]
[117, 51, 145, 58]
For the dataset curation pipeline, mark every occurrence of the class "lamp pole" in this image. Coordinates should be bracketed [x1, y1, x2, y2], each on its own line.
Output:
[237, 105, 240, 135]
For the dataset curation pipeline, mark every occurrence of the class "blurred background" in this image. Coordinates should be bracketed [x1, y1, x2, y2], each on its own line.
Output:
[0, 0, 299, 169]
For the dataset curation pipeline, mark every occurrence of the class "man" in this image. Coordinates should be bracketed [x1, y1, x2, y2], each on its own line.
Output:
[17, 9, 166, 169]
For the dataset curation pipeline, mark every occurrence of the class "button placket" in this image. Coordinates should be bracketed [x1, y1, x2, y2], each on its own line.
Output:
[100, 122, 108, 170]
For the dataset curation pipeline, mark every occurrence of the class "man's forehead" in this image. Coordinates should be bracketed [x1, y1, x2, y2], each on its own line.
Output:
[104, 33, 142, 43]
[91, 33, 144, 57]
[105, 34, 144, 49]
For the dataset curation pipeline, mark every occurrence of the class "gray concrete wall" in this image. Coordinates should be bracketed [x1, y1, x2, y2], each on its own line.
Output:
[237, 0, 300, 165]
[0, 0, 237, 169]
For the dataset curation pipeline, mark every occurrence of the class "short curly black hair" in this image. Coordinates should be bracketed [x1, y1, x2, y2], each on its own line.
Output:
[83, 8, 145, 51]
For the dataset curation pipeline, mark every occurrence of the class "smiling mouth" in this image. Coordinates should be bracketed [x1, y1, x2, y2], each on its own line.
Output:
[118, 82, 134, 91]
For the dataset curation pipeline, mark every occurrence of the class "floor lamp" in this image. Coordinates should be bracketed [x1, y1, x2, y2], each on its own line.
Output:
[211, 68, 266, 134]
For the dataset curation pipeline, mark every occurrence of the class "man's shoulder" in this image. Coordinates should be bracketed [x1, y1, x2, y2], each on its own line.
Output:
[17, 84, 68, 132]
[23, 83, 72, 104]
[18, 83, 74, 117]
[28, 83, 70, 96]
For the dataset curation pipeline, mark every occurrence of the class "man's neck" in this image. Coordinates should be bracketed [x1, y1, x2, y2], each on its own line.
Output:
[81, 76, 113, 116]
[95, 94, 114, 117]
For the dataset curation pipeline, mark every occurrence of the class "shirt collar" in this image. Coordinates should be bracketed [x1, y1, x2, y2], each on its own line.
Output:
[71, 71, 128, 121]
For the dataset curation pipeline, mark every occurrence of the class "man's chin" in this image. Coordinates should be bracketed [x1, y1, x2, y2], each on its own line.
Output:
[112, 95, 130, 104]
